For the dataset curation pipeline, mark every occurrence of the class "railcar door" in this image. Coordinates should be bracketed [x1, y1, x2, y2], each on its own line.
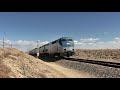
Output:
[43, 46, 46, 54]
[58, 39, 63, 53]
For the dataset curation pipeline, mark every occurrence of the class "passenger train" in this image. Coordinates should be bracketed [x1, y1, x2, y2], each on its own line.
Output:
[29, 37, 75, 58]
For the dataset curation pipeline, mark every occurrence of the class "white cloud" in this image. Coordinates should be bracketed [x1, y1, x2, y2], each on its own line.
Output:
[74, 37, 120, 49]
[80, 38, 99, 42]
[74, 40, 85, 45]
[114, 37, 120, 42]
[88, 43, 96, 45]
[2, 37, 120, 52]
[74, 40, 78, 43]
[0, 39, 49, 52]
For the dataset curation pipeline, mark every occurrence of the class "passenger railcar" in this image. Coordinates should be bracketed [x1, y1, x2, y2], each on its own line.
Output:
[29, 48, 39, 57]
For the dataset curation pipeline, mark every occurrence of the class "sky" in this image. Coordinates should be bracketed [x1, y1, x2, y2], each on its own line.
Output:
[0, 12, 120, 51]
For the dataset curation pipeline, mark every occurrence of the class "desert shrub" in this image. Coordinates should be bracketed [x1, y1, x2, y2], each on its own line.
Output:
[75, 49, 120, 60]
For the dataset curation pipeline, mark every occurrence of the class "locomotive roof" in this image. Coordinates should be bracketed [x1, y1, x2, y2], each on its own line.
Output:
[61, 37, 72, 39]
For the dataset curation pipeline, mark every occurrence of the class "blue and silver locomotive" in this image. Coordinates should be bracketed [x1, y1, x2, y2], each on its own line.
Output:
[29, 37, 75, 58]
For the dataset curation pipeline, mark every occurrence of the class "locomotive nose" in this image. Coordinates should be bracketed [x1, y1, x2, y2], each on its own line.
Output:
[64, 47, 73, 52]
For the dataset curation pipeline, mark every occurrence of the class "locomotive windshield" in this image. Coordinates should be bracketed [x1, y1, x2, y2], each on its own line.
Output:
[61, 39, 73, 41]
[59, 38, 74, 47]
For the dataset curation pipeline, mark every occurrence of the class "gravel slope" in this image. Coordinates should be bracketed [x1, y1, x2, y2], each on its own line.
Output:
[46, 62, 95, 78]
[55, 59, 120, 78]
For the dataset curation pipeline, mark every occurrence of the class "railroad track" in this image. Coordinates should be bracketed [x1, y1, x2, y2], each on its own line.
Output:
[63, 57, 120, 68]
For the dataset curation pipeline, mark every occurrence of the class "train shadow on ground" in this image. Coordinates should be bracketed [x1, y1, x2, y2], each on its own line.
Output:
[38, 55, 64, 62]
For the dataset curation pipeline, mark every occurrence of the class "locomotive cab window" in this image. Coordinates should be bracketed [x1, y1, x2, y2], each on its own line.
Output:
[61, 39, 67, 41]
[61, 39, 73, 41]
[68, 39, 73, 41]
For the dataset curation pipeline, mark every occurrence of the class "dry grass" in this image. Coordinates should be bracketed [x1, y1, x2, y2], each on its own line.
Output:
[0, 48, 64, 78]
[74, 49, 120, 62]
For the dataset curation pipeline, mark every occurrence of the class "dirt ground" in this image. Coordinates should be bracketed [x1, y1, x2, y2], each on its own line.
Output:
[44, 62, 95, 78]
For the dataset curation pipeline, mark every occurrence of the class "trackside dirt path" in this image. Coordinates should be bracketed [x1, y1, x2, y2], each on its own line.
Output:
[44, 62, 96, 78]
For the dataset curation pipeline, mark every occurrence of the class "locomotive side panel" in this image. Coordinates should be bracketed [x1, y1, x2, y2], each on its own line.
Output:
[42, 39, 62, 55]
[46, 41, 57, 54]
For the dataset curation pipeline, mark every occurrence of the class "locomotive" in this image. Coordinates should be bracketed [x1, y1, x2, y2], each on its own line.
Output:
[29, 37, 75, 58]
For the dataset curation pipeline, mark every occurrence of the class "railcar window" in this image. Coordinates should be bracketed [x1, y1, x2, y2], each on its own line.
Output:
[52, 41, 56, 44]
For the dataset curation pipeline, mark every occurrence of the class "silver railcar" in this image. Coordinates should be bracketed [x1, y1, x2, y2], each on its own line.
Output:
[29, 48, 39, 57]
